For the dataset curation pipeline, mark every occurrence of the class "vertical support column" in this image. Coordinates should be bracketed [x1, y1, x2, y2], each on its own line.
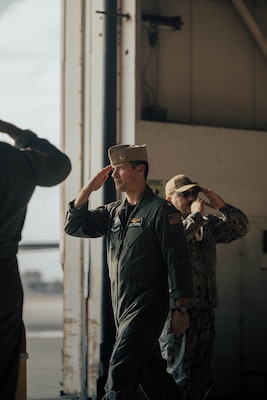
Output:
[231, 0, 267, 59]
[61, 0, 106, 398]
[61, 0, 84, 395]
[119, 0, 138, 144]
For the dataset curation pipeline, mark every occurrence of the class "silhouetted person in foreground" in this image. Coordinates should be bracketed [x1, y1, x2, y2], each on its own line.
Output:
[0, 119, 71, 399]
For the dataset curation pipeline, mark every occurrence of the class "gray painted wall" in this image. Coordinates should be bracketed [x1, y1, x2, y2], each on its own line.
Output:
[140, 0, 267, 131]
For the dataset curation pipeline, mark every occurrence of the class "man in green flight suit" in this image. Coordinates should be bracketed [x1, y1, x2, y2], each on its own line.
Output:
[65, 144, 193, 400]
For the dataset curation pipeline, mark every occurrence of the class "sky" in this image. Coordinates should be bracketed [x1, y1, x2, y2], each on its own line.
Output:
[0, 0, 63, 281]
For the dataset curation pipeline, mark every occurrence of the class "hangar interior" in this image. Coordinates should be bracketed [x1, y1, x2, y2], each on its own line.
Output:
[61, 0, 267, 398]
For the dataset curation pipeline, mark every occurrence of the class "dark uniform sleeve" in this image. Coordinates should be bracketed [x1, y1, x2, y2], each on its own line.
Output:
[15, 129, 71, 187]
[64, 201, 110, 238]
[155, 201, 193, 301]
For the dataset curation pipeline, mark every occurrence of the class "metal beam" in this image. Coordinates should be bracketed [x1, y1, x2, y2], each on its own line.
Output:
[19, 242, 59, 250]
[231, 0, 267, 59]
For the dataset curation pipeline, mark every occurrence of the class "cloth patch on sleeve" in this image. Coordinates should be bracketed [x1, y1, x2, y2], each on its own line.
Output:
[168, 213, 181, 225]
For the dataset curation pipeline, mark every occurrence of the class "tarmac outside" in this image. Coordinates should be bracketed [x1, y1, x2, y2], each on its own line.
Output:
[23, 289, 66, 400]
[23, 284, 266, 400]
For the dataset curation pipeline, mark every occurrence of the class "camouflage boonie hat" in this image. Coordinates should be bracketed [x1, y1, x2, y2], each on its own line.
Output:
[108, 144, 148, 165]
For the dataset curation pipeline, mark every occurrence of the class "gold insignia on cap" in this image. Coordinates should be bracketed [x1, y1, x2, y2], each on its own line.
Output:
[108, 144, 148, 165]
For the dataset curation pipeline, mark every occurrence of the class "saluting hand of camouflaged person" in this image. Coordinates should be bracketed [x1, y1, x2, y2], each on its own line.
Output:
[191, 188, 225, 215]
[201, 188, 226, 209]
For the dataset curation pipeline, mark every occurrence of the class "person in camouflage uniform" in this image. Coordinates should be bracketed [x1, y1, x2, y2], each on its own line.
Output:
[159, 174, 249, 400]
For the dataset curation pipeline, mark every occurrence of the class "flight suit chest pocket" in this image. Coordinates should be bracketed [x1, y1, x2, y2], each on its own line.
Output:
[125, 217, 145, 244]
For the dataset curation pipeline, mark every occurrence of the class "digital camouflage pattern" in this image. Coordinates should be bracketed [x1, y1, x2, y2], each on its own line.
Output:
[160, 203, 249, 400]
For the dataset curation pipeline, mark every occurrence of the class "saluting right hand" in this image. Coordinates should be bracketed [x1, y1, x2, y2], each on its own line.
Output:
[74, 165, 113, 208]
[88, 165, 113, 192]
[0, 119, 24, 139]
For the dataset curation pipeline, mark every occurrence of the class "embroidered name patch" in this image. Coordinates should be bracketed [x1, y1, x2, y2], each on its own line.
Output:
[168, 213, 181, 225]
[128, 217, 143, 227]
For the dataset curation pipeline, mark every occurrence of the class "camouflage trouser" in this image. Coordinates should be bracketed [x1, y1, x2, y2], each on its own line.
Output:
[159, 308, 215, 400]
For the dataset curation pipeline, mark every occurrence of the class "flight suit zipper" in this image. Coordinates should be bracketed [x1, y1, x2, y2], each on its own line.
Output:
[114, 204, 139, 321]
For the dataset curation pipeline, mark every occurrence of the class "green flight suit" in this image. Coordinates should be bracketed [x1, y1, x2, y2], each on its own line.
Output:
[65, 185, 193, 399]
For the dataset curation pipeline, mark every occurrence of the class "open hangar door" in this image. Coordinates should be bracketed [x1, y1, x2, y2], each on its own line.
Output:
[214, 218, 267, 398]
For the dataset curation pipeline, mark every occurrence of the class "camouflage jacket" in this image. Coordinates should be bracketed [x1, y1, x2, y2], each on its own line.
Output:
[171, 204, 249, 309]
